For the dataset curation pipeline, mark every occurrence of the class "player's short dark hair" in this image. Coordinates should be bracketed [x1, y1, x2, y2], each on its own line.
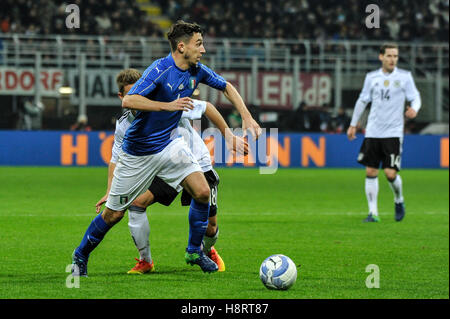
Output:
[116, 68, 142, 94]
[380, 43, 398, 54]
[167, 20, 203, 52]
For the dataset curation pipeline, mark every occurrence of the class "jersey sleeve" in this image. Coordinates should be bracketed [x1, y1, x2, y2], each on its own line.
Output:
[404, 72, 421, 112]
[199, 63, 227, 91]
[180, 99, 207, 120]
[127, 62, 163, 97]
[358, 74, 372, 103]
[110, 113, 133, 163]
[350, 74, 372, 126]
[110, 122, 123, 164]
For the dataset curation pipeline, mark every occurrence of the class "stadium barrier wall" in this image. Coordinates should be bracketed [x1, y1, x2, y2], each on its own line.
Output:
[0, 131, 448, 169]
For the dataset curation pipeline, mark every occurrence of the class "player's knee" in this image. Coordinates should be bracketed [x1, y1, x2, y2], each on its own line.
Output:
[133, 192, 154, 208]
[193, 187, 210, 204]
[385, 171, 397, 182]
[102, 209, 125, 225]
[366, 167, 378, 178]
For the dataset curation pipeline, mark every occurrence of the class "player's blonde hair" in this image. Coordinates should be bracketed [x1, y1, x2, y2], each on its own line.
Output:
[116, 69, 142, 94]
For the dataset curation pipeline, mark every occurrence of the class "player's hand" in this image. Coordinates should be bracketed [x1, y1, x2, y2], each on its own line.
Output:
[242, 116, 262, 141]
[164, 97, 194, 112]
[405, 107, 417, 119]
[347, 126, 357, 141]
[225, 133, 249, 156]
[95, 194, 108, 214]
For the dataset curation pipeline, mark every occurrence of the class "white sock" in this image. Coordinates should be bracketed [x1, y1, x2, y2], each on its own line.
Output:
[365, 176, 379, 216]
[202, 228, 219, 255]
[388, 175, 404, 204]
[128, 206, 151, 263]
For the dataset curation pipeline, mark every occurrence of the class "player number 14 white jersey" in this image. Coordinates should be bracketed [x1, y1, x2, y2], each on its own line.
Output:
[351, 67, 421, 138]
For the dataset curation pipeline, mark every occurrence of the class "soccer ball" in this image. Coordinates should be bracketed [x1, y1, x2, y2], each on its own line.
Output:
[259, 254, 297, 290]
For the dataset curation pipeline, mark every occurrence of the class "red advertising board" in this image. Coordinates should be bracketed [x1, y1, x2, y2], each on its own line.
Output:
[0, 68, 63, 97]
[199, 71, 332, 110]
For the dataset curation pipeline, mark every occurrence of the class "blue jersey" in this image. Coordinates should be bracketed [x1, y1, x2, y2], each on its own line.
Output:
[123, 53, 227, 156]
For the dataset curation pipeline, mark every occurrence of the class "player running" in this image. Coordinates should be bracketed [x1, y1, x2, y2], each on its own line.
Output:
[347, 43, 421, 223]
[72, 21, 261, 276]
[94, 69, 246, 274]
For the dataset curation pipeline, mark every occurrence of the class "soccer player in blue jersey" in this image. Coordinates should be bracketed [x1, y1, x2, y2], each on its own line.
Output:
[71, 21, 261, 276]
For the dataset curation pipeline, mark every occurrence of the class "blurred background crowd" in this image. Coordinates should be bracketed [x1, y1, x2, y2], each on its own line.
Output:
[1, 0, 448, 41]
[0, 0, 448, 133]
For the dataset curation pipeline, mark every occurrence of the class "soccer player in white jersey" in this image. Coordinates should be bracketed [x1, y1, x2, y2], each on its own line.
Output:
[94, 69, 245, 273]
[347, 43, 421, 222]
[72, 21, 261, 276]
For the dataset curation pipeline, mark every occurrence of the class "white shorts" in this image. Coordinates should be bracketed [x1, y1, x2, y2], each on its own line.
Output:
[106, 137, 202, 211]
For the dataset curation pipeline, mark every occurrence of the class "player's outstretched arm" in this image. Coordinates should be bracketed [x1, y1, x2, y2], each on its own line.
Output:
[204, 102, 248, 155]
[95, 162, 116, 213]
[122, 94, 194, 112]
[223, 82, 262, 140]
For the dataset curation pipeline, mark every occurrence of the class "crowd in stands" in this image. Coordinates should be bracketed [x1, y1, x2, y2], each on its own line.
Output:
[154, 0, 448, 42]
[0, 0, 163, 37]
[0, 0, 447, 132]
[0, 0, 448, 42]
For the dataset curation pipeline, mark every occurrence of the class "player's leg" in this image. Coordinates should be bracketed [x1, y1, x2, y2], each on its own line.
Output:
[181, 171, 211, 251]
[72, 151, 159, 276]
[181, 172, 219, 272]
[364, 166, 380, 222]
[72, 206, 123, 276]
[385, 168, 405, 221]
[127, 190, 155, 274]
[358, 138, 381, 222]
[205, 215, 218, 245]
[203, 170, 219, 252]
[200, 170, 225, 271]
[157, 138, 217, 272]
[382, 138, 405, 221]
[180, 181, 224, 271]
[127, 176, 180, 274]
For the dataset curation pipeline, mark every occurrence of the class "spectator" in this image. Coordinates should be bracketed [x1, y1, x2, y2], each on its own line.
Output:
[331, 107, 351, 134]
[18, 98, 44, 130]
[70, 114, 92, 132]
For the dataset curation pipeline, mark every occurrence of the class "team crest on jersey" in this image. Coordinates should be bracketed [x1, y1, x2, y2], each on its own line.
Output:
[384, 80, 390, 87]
[178, 83, 184, 90]
[394, 80, 401, 88]
[189, 77, 196, 89]
[120, 196, 128, 205]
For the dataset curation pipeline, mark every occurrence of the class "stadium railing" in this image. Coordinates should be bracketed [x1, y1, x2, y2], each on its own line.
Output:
[0, 34, 448, 75]
[0, 34, 448, 124]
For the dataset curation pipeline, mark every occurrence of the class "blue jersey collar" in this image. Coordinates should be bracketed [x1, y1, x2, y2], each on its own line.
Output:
[167, 53, 200, 73]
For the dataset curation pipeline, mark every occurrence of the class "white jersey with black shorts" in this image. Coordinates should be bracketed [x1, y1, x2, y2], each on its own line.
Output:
[350, 67, 421, 171]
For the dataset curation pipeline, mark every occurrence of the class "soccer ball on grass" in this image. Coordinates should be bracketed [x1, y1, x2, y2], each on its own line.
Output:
[259, 254, 297, 290]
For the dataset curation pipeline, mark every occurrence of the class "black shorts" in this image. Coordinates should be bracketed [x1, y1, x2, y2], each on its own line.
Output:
[181, 169, 220, 217]
[357, 137, 402, 171]
[148, 176, 179, 206]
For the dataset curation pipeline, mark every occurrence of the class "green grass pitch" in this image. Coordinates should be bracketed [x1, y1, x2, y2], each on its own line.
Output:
[0, 167, 448, 299]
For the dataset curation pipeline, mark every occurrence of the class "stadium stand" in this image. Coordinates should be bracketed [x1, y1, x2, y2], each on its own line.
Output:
[0, 0, 448, 131]
[1, 0, 448, 41]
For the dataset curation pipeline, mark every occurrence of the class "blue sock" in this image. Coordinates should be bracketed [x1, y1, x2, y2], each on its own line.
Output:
[75, 213, 111, 260]
[187, 200, 209, 253]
